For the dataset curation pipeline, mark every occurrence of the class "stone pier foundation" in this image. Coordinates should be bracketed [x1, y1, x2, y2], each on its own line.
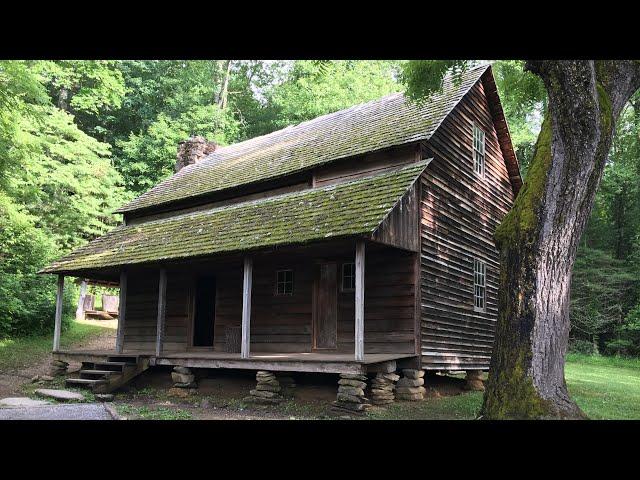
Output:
[49, 359, 68, 376]
[395, 369, 426, 401]
[169, 366, 197, 397]
[276, 374, 296, 398]
[464, 370, 485, 391]
[332, 373, 371, 414]
[370, 372, 399, 405]
[244, 371, 284, 404]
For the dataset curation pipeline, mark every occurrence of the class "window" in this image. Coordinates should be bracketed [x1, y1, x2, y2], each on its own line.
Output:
[275, 269, 294, 295]
[341, 262, 356, 292]
[473, 124, 486, 176]
[474, 259, 486, 312]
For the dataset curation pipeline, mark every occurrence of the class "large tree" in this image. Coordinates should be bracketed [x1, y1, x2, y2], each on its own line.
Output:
[403, 60, 640, 419]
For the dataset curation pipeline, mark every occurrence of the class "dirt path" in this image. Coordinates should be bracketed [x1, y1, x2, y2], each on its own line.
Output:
[0, 322, 116, 399]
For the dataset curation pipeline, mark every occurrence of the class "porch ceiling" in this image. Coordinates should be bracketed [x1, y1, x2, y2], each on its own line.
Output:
[41, 161, 428, 275]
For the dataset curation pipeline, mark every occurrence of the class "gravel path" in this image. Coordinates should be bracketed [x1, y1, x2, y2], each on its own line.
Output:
[0, 403, 115, 420]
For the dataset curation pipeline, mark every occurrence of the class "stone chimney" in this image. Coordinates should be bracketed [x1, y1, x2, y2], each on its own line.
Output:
[175, 136, 217, 172]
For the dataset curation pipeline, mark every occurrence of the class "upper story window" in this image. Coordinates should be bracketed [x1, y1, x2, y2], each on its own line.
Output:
[473, 124, 486, 177]
[474, 258, 486, 312]
[275, 269, 294, 296]
[341, 262, 356, 292]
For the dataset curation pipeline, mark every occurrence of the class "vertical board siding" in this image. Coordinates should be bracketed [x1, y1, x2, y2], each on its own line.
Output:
[420, 80, 515, 370]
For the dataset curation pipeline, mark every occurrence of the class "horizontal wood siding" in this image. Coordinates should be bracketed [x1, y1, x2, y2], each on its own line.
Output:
[313, 144, 417, 187]
[108, 246, 416, 356]
[123, 272, 190, 353]
[420, 80, 515, 370]
[338, 249, 417, 354]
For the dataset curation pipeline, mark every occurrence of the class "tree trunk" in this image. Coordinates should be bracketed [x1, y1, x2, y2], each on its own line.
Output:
[217, 60, 233, 110]
[58, 85, 69, 111]
[481, 61, 640, 419]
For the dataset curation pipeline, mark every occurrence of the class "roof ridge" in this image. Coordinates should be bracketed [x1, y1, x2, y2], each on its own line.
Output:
[116, 65, 488, 214]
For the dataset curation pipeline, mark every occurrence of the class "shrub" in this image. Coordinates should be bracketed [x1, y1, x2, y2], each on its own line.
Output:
[569, 339, 598, 356]
[0, 193, 73, 338]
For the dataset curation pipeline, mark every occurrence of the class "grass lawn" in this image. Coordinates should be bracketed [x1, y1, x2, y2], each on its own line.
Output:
[370, 353, 640, 420]
[564, 353, 640, 420]
[1, 322, 638, 420]
[0, 318, 115, 371]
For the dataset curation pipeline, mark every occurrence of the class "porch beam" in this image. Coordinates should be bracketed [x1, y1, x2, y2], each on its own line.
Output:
[355, 240, 365, 362]
[53, 274, 64, 352]
[241, 257, 253, 359]
[155, 268, 167, 357]
[115, 270, 127, 353]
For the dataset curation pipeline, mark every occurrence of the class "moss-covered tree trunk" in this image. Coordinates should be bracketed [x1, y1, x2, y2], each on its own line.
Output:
[481, 61, 640, 419]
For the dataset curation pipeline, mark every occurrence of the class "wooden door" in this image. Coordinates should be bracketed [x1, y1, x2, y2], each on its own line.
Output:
[313, 262, 338, 350]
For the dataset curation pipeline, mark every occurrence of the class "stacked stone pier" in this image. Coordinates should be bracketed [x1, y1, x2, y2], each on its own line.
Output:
[464, 370, 485, 391]
[49, 359, 68, 376]
[332, 373, 371, 414]
[395, 369, 426, 401]
[370, 372, 399, 405]
[245, 371, 284, 405]
[169, 366, 197, 397]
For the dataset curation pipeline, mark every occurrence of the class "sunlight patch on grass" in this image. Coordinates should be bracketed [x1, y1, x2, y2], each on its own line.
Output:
[0, 319, 114, 371]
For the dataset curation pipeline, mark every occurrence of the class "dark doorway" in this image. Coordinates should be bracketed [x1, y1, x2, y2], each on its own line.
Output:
[313, 262, 338, 349]
[193, 275, 216, 347]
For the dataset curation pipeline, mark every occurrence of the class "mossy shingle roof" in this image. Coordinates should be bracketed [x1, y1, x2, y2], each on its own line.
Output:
[41, 161, 428, 274]
[116, 65, 489, 214]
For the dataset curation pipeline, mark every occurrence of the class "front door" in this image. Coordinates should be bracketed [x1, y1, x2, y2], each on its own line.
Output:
[192, 275, 216, 347]
[313, 262, 338, 350]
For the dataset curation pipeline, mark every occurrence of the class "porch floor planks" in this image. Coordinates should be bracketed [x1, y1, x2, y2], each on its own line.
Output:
[52, 350, 415, 374]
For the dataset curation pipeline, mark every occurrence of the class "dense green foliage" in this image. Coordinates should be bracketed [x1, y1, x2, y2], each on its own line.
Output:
[1, 59, 639, 361]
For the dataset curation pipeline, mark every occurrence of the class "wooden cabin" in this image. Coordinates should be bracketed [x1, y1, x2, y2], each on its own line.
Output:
[42, 64, 521, 388]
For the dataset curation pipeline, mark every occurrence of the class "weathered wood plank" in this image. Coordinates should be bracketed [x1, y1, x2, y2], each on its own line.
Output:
[355, 241, 365, 361]
[241, 257, 252, 359]
[115, 271, 127, 353]
[155, 269, 167, 357]
[53, 275, 64, 352]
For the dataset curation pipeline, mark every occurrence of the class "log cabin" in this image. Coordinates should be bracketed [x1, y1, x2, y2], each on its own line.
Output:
[40, 64, 521, 403]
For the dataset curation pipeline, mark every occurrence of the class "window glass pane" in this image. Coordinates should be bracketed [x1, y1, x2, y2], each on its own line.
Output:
[342, 263, 355, 291]
[474, 259, 486, 312]
[276, 270, 293, 295]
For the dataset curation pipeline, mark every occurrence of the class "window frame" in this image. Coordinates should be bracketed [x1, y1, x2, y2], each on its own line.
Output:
[473, 123, 486, 177]
[473, 258, 486, 313]
[275, 269, 294, 296]
[341, 262, 356, 292]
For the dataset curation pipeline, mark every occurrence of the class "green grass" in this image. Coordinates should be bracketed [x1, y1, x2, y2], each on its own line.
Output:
[368, 354, 640, 420]
[368, 392, 484, 420]
[115, 404, 193, 420]
[565, 353, 640, 420]
[0, 318, 114, 371]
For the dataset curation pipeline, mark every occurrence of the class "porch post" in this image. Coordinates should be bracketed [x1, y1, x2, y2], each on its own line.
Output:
[53, 274, 64, 352]
[75, 279, 87, 321]
[355, 241, 365, 362]
[115, 270, 127, 353]
[155, 268, 167, 357]
[241, 257, 253, 359]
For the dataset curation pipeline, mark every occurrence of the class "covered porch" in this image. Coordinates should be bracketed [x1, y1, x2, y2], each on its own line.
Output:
[49, 239, 421, 374]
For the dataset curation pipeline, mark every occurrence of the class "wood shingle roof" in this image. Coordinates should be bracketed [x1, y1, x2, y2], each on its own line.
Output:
[116, 65, 489, 214]
[41, 161, 429, 274]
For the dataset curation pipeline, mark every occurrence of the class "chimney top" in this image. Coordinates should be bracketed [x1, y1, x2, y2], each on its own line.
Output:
[175, 136, 217, 172]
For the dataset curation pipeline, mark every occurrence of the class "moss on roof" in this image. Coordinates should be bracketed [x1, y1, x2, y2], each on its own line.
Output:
[41, 161, 429, 274]
[117, 65, 488, 214]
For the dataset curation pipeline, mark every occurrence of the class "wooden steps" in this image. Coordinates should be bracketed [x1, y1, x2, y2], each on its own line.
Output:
[65, 355, 150, 393]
